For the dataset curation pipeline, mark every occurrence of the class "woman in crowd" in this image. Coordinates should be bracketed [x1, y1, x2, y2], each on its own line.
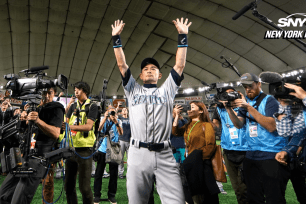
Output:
[172, 101, 220, 204]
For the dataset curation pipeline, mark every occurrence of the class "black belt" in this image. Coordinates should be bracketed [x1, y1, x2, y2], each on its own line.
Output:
[132, 139, 167, 151]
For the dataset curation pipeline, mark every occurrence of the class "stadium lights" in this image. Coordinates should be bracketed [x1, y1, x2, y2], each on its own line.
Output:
[198, 87, 206, 92]
[183, 88, 194, 94]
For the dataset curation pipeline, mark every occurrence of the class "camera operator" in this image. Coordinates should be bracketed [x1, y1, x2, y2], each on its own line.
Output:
[64, 81, 98, 204]
[211, 87, 249, 204]
[0, 87, 64, 204]
[226, 73, 290, 204]
[93, 107, 122, 204]
[274, 83, 306, 203]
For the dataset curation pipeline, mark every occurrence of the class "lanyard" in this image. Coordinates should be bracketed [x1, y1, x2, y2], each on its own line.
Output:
[187, 120, 200, 144]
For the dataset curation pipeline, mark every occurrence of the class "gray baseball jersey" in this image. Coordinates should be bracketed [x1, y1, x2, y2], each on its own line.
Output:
[124, 68, 185, 204]
[124, 71, 178, 143]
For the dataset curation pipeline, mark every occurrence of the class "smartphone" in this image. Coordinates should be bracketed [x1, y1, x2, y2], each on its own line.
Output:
[174, 104, 190, 112]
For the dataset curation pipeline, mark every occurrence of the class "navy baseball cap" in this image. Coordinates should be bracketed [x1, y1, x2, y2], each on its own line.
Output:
[141, 58, 160, 70]
[240, 73, 260, 85]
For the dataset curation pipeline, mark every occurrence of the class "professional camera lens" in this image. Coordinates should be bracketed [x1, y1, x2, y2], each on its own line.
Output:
[110, 111, 116, 116]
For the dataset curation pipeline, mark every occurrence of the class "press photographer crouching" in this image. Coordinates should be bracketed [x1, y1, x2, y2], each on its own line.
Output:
[211, 86, 249, 204]
[273, 83, 306, 203]
[64, 81, 98, 204]
[226, 73, 290, 204]
[0, 87, 64, 204]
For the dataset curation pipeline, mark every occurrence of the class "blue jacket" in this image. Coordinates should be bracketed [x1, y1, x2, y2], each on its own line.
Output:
[98, 118, 121, 153]
[217, 107, 249, 151]
[241, 93, 288, 153]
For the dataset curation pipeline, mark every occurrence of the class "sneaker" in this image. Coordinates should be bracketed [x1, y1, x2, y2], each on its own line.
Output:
[108, 197, 117, 204]
[103, 173, 110, 178]
[220, 188, 227, 195]
[118, 174, 124, 179]
[91, 172, 95, 177]
[55, 170, 62, 179]
[94, 197, 100, 203]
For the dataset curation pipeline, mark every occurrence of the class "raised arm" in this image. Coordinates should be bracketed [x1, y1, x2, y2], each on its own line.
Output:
[172, 18, 192, 76]
[111, 20, 129, 77]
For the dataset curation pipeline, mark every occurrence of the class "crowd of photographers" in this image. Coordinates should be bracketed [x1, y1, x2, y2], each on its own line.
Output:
[1, 71, 306, 204]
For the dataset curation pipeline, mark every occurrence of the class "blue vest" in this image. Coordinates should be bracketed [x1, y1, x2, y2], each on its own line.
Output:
[217, 107, 249, 151]
[245, 93, 288, 152]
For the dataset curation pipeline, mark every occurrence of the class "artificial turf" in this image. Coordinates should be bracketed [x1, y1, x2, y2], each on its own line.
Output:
[0, 141, 301, 203]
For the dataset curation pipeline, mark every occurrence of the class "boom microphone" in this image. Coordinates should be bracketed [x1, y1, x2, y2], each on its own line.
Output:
[259, 72, 283, 84]
[29, 66, 49, 72]
[232, 1, 256, 20]
[201, 81, 210, 86]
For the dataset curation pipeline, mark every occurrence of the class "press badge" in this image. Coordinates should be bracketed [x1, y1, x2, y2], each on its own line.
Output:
[229, 127, 239, 145]
[249, 124, 258, 137]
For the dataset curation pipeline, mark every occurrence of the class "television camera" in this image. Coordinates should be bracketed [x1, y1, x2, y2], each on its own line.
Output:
[0, 66, 73, 178]
[259, 71, 306, 100]
[201, 81, 241, 108]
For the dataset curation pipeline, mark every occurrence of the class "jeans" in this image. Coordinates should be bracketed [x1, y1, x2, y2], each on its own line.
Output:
[173, 148, 185, 163]
[94, 151, 118, 199]
[65, 148, 93, 204]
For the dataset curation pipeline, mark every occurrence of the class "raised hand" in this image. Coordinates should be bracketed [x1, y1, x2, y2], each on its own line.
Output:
[172, 17, 192, 34]
[111, 20, 125, 36]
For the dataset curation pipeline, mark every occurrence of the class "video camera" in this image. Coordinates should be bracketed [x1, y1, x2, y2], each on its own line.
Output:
[4, 66, 67, 99]
[0, 66, 74, 177]
[201, 81, 241, 108]
[260, 71, 306, 100]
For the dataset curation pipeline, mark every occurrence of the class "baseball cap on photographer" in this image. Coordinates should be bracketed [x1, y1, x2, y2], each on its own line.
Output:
[141, 58, 160, 70]
[240, 73, 260, 85]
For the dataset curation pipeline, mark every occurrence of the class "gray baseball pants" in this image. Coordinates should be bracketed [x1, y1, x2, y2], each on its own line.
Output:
[127, 140, 185, 204]
[118, 140, 130, 176]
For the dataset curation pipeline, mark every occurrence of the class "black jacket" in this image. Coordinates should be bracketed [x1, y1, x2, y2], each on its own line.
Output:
[183, 150, 220, 196]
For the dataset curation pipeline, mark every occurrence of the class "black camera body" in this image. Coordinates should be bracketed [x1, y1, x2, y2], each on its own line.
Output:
[217, 91, 241, 101]
[4, 66, 68, 98]
[269, 78, 306, 100]
[108, 111, 116, 117]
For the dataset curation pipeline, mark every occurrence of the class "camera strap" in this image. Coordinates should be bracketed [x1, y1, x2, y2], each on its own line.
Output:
[241, 93, 267, 123]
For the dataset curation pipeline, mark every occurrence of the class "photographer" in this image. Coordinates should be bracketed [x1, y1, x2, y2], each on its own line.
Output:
[0, 87, 64, 204]
[211, 87, 249, 204]
[0, 100, 13, 126]
[226, 73, 290, 204]
[94, 108, 123, 204]
[64, 81, 98, 204]
[274, 83, 306, 203]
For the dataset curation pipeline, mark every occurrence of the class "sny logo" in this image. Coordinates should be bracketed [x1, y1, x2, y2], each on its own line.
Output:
[277, 13, 306, 27]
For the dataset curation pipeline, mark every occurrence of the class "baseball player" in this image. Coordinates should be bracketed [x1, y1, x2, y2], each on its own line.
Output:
[111, 18, 192, 203]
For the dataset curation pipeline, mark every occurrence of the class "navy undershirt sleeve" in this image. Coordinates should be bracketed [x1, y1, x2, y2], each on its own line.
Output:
[170, 68, 184, 86]
[265, 96, 279, 117]
[121, 68, 131, 87]
[238, 108, 247, 118]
